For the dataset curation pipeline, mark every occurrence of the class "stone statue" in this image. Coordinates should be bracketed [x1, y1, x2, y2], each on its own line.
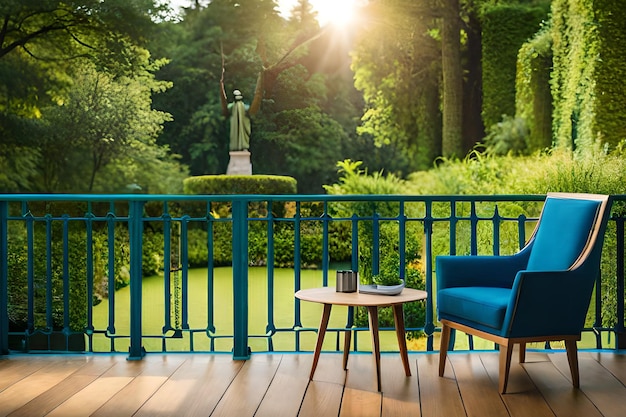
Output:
[220, 72, 263, 152]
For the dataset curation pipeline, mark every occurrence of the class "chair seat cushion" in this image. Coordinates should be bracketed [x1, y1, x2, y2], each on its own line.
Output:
[438, 287, 512, 330]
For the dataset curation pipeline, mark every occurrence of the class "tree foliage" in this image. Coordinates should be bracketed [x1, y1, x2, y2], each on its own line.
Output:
[352, 0, 442, 172]
[0, 0, 186, 193]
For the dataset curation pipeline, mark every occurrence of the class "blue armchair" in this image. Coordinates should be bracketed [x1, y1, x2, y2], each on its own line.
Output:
[436, 193, 611, 393]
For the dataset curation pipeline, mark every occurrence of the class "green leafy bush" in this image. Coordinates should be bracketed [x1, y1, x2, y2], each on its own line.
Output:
[324, 160, 426, 334]
[410, 146, 626, 327]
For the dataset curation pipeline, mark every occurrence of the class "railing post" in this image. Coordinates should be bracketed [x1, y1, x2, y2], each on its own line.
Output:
[232, 199, 250, 359]
[128, 200, 146, 360]
[0, 201, 8, 355]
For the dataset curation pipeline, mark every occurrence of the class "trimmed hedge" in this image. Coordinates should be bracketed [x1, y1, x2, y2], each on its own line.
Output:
[183, 175, 297, 195]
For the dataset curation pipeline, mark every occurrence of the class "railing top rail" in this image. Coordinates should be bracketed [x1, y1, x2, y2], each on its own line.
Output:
[0, 194, 551, 203]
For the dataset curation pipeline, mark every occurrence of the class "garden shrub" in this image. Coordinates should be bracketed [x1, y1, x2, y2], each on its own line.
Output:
[183, 174, 297, 195]
[7, 222, 88, 332]
[409, 145, 626, 328]
[325, 160, 427, 333]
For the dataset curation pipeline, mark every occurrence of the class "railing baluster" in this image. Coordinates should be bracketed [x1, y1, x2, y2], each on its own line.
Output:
[266, 200, 276, 349]
[0, 201, 8, 354]
[106, 211, 116, 337]
[470, 201, 478, 256]
[616, 215, 626, 349]
[207, 203, 216, 334]
[424, 200, 435, 350]
[180, 216, 190, 331]
[45, 215, 53, 330]
[62, 215, 70, 333]
[86, 211, 95, 345]
[26, 210, 34, 333]
[492, 205, 500, 256]
[162, 209, 172, 333]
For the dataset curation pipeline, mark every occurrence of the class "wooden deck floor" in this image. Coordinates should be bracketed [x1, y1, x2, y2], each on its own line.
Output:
[0, 350, 625, 416]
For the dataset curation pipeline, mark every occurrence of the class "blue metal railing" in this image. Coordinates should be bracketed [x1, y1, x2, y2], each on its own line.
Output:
[1, 194, 625, 358]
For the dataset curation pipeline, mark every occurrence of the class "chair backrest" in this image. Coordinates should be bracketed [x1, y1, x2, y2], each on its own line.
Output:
[526, 193, 609, 271]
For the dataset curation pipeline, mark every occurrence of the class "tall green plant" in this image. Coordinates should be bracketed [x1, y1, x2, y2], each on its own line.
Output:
[324, 160, 426, 333]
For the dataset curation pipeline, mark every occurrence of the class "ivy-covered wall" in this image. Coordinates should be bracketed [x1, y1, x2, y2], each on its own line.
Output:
[516, 25, 553, 152]
[481, 4, 549, 131]
[551, 0, 626, 150]
[593, 0, 626, 148]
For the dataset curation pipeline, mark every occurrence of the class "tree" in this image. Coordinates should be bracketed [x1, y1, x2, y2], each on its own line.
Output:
[36, 58, 183, 193]
[352, 0, 442, 172]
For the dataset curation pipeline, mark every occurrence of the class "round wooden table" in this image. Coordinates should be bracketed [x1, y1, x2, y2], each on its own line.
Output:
[295, 287, 428, 391]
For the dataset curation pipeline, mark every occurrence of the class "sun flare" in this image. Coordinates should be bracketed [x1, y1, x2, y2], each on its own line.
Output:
[313, 0, 360, 27]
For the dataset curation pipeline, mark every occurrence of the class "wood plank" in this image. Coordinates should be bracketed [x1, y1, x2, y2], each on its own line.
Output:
[344, 353, 380, 392]
[43, 356, 152, 417]
[449, 353, 509, 417]
[550, 351, 626, 417]
[8, 356, 118, 417]
[380, 354, 420, 417]
[255, 354, 311, 417]
[3, 351, 626, 417]
[211, 354, 281, 417]
[134, 354, 243, 417]
[0, 357, 49, 392]
[311, 352, 347, 385]
[0, 356, 89, 415]
[479, 352, 555, 417]
[299, 380, 343, 417]
[47, 376, 133, 417]
[340, 387, 381, 417]
[593, 351, 626, 383]
[416, 353, 466, 417]
[523, 353, 602, 417]
[92, 355, 185, 416]
[9, 375, 98, 417]
[340, 354, 381, 417]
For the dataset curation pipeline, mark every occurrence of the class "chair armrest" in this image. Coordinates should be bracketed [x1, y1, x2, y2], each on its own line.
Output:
[503, 269, 597, 337]
[436, 253, 529, 290]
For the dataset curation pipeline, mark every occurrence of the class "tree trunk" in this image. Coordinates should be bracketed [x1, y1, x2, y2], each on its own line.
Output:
[441, 0, 463, 158]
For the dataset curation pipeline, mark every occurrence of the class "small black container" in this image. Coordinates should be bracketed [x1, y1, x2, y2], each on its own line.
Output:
[336, 270, 358, 292]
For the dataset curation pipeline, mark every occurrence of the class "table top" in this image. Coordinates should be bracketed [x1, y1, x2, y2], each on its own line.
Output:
[295, 287, 428, 307]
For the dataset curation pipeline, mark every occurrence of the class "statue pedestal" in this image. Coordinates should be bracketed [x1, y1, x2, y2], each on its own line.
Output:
[227, 151, 252, 175]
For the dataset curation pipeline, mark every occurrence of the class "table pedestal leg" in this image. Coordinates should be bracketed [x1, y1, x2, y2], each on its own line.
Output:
[393, 304, 411, 376]
[309, 303, 332, 380]
[367, 306, 382, 391]
[343, 329, 351, 370]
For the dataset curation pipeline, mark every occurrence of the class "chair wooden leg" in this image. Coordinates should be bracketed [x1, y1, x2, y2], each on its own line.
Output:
[498, 343, 514, 394]
[439, 322, 451, 377]
[565, 339, 580, 388]
[519, 343, 526, 363]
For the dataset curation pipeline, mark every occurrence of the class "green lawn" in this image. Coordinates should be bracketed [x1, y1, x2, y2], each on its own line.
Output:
[91, 267, 612, 354]
[91, 267, 412, 354]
